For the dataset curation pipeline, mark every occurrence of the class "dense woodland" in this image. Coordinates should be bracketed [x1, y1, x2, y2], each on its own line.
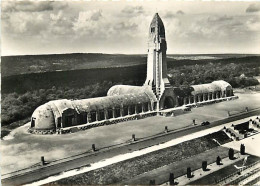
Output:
[1, 54, 260, 126]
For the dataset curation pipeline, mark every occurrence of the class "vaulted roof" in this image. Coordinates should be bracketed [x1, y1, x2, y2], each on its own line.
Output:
[191, 80, 232, 95]
[32, 90, 153, 126]
[107, 85, 157, 102]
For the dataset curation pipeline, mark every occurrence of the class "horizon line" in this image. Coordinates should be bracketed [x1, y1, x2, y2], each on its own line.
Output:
[2, 52, 260, 57]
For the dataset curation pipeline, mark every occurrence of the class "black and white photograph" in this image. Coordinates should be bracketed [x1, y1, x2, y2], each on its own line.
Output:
[1, 0, 260, 185]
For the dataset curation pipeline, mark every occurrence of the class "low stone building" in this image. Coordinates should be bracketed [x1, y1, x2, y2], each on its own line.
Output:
[29, 13, 236, 134]
[187, 80, 233, 105]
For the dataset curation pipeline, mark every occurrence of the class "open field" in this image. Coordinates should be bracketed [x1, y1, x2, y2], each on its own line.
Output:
[1, 92, 260, 175]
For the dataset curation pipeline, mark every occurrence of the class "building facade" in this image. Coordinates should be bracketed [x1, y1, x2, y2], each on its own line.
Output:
[29, 13, 236, 134]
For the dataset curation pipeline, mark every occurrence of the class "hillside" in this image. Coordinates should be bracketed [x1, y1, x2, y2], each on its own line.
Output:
[1, 53, 147, 77]
[2, 53, 259, 77]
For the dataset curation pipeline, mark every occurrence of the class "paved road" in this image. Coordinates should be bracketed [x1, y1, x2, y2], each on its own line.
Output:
[2, 109, 260, 186]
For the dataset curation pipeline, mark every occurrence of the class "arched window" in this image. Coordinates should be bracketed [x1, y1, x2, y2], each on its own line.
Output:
[123, 106, 128, 116]
[57, 117, 61, 128]
[137, 104, 142, 113]
[129, 105, 135, 115]
[143, 102, 149, 112]
[91, 112, 96, 122]
[115, 107, 121, 118]
[99, 110, 105, 121]
[107, 109, 113, 119]
[164, 96, 175, 108]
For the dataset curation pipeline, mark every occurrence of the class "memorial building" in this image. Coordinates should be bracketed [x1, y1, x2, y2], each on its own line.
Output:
[29, 13, 235, 134]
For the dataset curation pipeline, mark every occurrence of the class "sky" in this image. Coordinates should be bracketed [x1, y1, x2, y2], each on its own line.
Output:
[1, 1, 260, 56]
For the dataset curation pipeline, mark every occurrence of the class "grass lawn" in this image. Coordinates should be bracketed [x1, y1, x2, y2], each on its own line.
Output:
[1, 117, 30, 139]
[48, 131, 231, 185]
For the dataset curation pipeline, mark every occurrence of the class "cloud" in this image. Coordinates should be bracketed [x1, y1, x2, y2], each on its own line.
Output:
[164, 12, 175, 19]
[2, 1, 68, 13]
[90, 10, 103, 21]
[176, 10, 185, 15]
[189, 22, 216, 37]
[184, 15, 234, 39]
[246, 17, 260, 31]
[246, 4, 260, 13]
[207, 15, 233, 22]
[49, 11, 74, 36]
[114, 22, 138, 31]
[164, 10, 184, 19]
[121, 6, 144, 17]
[2, 6, 73, 39]
[71, 10, 115, 41]
[182, 14, 256, 41]
[2, 12, 49, 35]
[72, 10, 104, 34]
[2, 1, 260, 55]
[163, 17, 182, 37]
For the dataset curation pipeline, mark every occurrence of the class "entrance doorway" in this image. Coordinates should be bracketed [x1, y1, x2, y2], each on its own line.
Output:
[164, 96, 175, 109]
[31, 117, 36, 127]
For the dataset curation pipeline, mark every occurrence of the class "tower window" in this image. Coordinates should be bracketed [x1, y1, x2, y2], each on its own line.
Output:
[151, 27, 155, 33]
[159, 26, 164, 34]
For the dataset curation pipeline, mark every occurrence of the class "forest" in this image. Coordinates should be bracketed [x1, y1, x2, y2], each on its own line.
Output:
[1, 54, 260, 126]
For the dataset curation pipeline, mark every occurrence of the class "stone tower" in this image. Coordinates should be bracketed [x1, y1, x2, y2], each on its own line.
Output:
[144, 13, 176, 111]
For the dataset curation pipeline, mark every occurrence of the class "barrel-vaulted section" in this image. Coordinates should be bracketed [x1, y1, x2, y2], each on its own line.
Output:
[31, 104, 56, 130]
[191, 80, 232, 95]
[183, 80, 234, 105]
[107, 85, 157, 102]
[30, 91, 155, 132]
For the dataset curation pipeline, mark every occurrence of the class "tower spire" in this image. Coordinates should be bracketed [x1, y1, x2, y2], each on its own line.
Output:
[144, 13, 171, 111]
